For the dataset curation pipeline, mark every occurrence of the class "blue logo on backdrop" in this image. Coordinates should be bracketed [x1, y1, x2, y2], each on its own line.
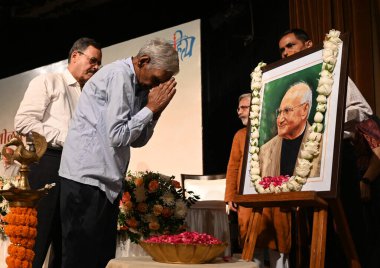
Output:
[172, 30, 196, 61]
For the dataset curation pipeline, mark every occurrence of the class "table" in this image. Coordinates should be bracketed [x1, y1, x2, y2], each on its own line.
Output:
[0, 198, 230, 265]
[106, 256, 258, 268]
[115, 235, 148, 257]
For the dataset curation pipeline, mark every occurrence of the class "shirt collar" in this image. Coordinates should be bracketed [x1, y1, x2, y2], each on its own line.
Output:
[126, 57, 146, 97]
[126, 57, 137, 84]
[63, 68, 80, 87]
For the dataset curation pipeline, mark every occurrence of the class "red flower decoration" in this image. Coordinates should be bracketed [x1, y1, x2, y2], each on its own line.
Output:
[259, 175, 290, 189]
[145, 231, 222, 245]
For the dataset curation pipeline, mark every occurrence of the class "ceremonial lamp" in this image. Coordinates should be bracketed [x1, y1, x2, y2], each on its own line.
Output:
[0, 131, 54, 268]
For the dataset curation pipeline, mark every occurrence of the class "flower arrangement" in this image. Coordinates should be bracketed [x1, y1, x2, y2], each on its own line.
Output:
[249, 29, 342, 193]
[118, 171, 199, 243]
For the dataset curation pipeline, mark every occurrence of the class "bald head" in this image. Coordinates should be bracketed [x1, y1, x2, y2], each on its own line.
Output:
[2, 147, 15, 165]
[282, 82, 312, 112]
[5, 147, 14, 155]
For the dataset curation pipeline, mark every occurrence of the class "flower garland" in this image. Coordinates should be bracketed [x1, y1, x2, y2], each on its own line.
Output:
[118, 171, 199, 243]
[3, 207, 37, 268]
[249, 29, 342, 193]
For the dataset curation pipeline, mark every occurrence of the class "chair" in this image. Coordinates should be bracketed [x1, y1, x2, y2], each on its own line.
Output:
[181, 173, 226, 202]
[180, 173, 231, 256]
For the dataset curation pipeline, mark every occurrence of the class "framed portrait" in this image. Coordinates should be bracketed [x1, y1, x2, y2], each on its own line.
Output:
[239, 33, 349, 199]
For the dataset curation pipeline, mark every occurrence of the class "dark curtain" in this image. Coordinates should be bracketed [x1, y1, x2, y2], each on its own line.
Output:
[288, 0, 380, 113]
[202, 0, 289, 174]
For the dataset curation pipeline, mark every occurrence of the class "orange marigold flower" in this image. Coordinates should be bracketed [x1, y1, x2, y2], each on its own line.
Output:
[161, 207, 172, 218]
[126, 218, 138, 228]
[136, 203, 148, 213]
[148, 180, 159, 192]
[149, 221, 160, 230]
[134, 177, 144, 187]
[171, 180, 181, 188]
[124, 201, 133, 211]
[121, 192, 131, 203]
[152, 204, 163, 216]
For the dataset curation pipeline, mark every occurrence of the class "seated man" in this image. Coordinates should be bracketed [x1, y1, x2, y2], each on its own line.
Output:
[0, 147, 20, 178]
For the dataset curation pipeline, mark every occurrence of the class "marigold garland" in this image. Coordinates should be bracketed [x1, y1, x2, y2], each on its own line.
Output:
[3, 213, 37, 228]
[3, 206, 37, 268]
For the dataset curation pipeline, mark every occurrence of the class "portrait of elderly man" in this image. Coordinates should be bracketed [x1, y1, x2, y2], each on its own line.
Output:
[260, 80, 321, 178]
[253, 81, 322, 266]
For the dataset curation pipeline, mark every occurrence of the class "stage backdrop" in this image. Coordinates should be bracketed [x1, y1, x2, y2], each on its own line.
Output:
[0, 19, 202, 182]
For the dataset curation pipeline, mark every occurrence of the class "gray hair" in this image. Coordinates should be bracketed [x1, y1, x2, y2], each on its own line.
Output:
[287, 81, 313, 117]
[238, 93, 251, 102]
[68, 37, 101, 63]
[136, 38, 180, 75]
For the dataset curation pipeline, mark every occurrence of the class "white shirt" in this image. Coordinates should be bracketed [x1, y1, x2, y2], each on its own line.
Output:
[0, 161, 20, 178]
[344, 77, 373, 138]
[14, 68, 81, 147]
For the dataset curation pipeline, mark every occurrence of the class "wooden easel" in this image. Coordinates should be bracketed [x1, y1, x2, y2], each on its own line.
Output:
[234, 191, 361, 268]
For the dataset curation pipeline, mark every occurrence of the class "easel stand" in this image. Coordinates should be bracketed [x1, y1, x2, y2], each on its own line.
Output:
[234, 191, 361, 268]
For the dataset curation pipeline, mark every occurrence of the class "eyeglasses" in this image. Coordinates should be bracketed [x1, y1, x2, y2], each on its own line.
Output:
[275, 103, 306, 117]
[77, 51, 102, 66]
[237, 105, 250, 112]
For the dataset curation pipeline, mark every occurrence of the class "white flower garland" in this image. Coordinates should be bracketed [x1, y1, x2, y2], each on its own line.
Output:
[249, 29, 342, 193]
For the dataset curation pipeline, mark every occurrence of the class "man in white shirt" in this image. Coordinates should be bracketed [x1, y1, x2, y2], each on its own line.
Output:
[278, 28, 373, 128]
[278, 28, 373, 267]
[14, 37, 102, 268]
[0, 147, 20, 178]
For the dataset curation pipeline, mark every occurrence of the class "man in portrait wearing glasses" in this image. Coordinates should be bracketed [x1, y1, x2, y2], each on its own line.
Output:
[14, 37, 102, 268]
[260, 81, 320, 179]
[252, 81, 321, 268]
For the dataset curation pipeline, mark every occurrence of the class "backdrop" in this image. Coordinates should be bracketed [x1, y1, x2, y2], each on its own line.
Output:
[0, 19, 202, 182]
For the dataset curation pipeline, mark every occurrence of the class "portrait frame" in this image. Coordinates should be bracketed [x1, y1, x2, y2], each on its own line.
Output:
[238, 33, 349, 199]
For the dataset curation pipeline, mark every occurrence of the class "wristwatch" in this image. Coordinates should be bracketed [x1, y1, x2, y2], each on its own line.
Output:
[360, 177, 371, 185]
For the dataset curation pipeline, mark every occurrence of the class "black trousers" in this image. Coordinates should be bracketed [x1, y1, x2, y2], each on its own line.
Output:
[60, 177, 120, 268]
[28, 148, 62, 268]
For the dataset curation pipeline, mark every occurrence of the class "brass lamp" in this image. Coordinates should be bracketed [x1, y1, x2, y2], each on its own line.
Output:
[0, 131, 54, 207]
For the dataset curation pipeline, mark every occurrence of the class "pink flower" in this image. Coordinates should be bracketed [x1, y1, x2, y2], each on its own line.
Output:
[144, 231, 222, 245]
[259, 175, 290, 189]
